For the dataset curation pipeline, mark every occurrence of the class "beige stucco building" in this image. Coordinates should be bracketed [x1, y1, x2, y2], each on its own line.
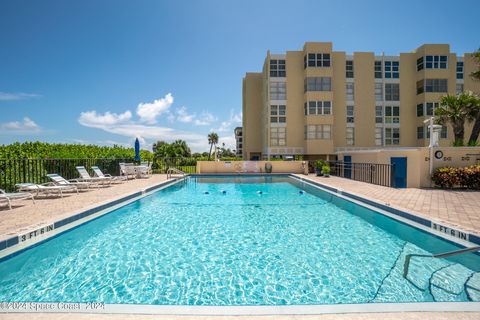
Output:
[242, 42, 480, 161]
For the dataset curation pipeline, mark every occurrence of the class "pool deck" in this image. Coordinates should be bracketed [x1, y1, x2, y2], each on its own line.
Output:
[295, 174, 480, 237]
[0, 174, 170, 242]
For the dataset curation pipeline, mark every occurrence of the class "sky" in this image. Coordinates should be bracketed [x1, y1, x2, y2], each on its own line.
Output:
[0, 0, 479, 152]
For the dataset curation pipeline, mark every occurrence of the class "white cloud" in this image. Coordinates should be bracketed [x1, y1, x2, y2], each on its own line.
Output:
[215, 110, 242, 133]
[0, 92, 41, 101]
[78, 110, 132, 128]
[0, 117, 42, 134]
[176, 106, 195, 123]
[174, 107, 217, 126]
[136, 93, 173, 124]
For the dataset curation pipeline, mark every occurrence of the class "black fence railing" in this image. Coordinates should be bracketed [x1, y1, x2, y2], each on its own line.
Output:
[327, 161, 396, 187]
[0, 158, 133, 192]
[152, 157, 197, 174]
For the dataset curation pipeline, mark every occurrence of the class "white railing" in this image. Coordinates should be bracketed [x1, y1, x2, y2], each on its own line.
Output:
[166, 167, 187, 179]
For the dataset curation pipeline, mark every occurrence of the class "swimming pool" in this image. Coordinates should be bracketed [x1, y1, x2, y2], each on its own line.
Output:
[0, 175, 479, 305]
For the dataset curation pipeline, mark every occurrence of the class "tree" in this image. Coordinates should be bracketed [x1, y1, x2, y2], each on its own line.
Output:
[471, 48, 480, 81]
[207, 132, 218, 160]
[467, 48, 480, 144]
[436, 92, 479, 146]
[152, 140, 191, 158]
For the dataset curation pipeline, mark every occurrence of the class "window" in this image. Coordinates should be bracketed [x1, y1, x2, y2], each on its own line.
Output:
[426, 102, 438, 116]
[375, 83, 383, 101]
[417, 57, 424, 71]
[385, 105, 400, 124]
[441, 126, 448, 139]
[270, 59, 286, 77]
[270, 127, 286, 146]
[385, 83, 399, 101]
[346, 127, 354, 146]
[304, 102, 307, 116]
[425, 79, 448, 93]
[304, 125, 331, 140]
[375, 61, 382, 78]
[456, 83, 464, 94]
[425, 55, 448, 69]
[375, 128, 383, 146]
[347, 105, 354, 123]
[346, 60, 354, 78]
[416, 80, 424, 94]
[305, 77, 332, 92]
[417, 79, 448, 94]
[305, 101, 332, 115]
[375, 106, 383, 123]
[417, 126, 424, 139]
[270, 82, 286, 100]
[270, 105, 286, 123]
[456, 61, 464, 79]
[384, 61, 399, 78]
[346, 82, 354, 100]
[425, 126, 448, 139]
[305, 53, 331, 68]
[385, 128, 400, 145]
[417, 104, 424, 117]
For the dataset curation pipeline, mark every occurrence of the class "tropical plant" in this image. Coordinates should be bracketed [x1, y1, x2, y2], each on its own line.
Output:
[471, 47, 480, 81]
[432, 165, 480, 189]
[207, 132, 219, 160]
[152, 140, 191, 158]
[321, 165, 331, 176]
[435, 91, 479, 146]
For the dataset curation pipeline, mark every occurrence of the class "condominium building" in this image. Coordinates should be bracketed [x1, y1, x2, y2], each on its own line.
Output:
[234, 127, 243, 157]
[242, 42, 480, 160]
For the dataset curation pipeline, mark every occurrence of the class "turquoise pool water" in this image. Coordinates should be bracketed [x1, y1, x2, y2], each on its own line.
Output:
[0, 176, 479, 305]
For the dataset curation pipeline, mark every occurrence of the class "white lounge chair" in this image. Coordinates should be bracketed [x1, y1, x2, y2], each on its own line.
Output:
[120, 163, 136, 180]
[47, 174, 91, 190]
[16, 183, 78, 198]
[0, 189, 35, 210]
[75, 166, 111, 186]
[140, 161, 153, 177]
[91, 166, 126, 183]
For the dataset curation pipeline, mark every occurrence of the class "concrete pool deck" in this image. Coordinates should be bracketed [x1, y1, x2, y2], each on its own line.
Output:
[0, 174, 170, 242]
[295, 174, 480, 237]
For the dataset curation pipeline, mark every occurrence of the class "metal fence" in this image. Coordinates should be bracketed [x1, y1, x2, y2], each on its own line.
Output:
[0, 158, 133, 192]
[152, 157, 197, 174]
[328, 161, 396, 187]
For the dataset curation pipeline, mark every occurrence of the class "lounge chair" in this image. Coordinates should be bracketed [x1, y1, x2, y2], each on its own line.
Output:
[120, 163, 136, 180]
[91, 166, 126, 183]
[75, 166, 111, 186]
[47, 174, 91, 190]
[16, 183, 78, 198]
[140, 161, 153, 177]
[0, 189, 35, 210]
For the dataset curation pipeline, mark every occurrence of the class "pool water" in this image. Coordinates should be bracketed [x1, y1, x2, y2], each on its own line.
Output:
[0, 176, 479, 305]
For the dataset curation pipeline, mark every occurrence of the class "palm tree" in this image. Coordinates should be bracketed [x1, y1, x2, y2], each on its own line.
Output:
[172, 140, 191, 157]
[436, 91, 479, 146]
[466, 49, 480, 144]
[207, 132, 219, 160]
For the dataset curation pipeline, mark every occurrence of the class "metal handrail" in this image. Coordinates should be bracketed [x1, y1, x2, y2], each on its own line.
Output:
[403, 246, 480, 278]
[166, 167, 186, 179]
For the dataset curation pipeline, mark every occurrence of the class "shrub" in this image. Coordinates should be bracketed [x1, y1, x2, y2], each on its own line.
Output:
[321, 165, 331, 175]
[432, 165, 480, 189]
[315, 160, 327, 169]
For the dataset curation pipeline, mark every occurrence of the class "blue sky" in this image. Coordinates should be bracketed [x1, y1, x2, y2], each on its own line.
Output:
[0, 0, 479, 152]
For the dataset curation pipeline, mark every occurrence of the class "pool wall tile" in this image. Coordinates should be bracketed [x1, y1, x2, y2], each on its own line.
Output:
[0, 240, 6, 251]
[6, 237, 18, 247]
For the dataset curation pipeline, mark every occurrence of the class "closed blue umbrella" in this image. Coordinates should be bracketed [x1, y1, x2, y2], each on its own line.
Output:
[134, 138, 141, 161]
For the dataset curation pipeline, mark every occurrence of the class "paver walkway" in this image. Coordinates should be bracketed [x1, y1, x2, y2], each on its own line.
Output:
[0, 175, 169, 241]
[295, 174, 480, 237]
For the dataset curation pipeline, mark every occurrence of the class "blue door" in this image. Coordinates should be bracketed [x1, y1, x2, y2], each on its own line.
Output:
[391, 157, 407, 188]
[344, 156, 352, 179]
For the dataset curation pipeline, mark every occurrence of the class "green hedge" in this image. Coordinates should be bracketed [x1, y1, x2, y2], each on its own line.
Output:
[431, 165, 480, 189]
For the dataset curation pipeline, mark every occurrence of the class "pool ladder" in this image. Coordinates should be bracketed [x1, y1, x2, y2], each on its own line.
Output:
[167, 167, 187, 179]
[403, 245, 480, 279]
